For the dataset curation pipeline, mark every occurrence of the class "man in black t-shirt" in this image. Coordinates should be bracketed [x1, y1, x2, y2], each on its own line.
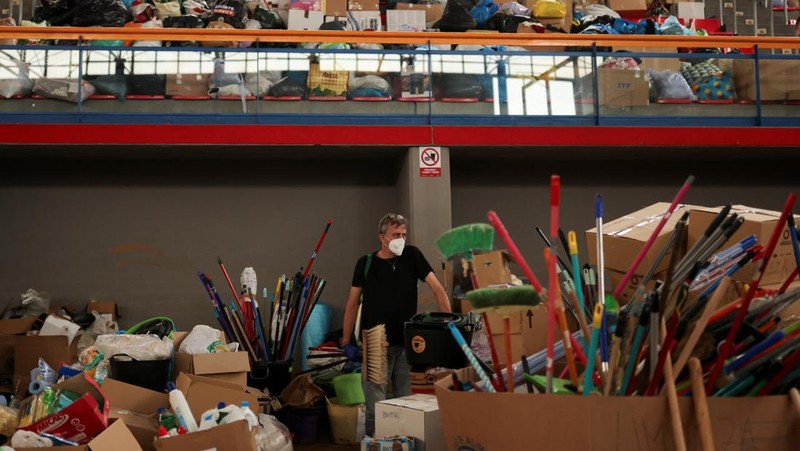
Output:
[341, 213, 451, 436]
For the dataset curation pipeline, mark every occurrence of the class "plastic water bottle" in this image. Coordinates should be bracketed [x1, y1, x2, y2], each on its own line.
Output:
[167, 382, 198, 433]
[198, 402, 227, 431]
[241, 401, 259, 430]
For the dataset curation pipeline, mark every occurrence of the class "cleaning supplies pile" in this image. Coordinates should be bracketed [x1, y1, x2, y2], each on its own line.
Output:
[179, 324, 237, 354]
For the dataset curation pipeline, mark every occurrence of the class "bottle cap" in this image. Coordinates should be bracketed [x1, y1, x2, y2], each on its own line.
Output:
[167, 382, 177, 392]
[177, 425, 187, 435]
[217, 402, 226, 409]
[241, 401, 249, 408]
[157, 407, 166, 414]
[158, 425, 169, 438]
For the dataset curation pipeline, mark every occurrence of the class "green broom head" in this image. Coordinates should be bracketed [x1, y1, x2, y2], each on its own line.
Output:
[466, 285, 542, 315]
[436, 223, 494, 260]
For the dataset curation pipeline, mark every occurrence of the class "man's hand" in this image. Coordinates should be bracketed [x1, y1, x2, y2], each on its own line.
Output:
[342, 343, 361, 361]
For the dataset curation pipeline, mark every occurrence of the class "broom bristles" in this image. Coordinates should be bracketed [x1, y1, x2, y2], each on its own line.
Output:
[466, 286, 542, 313]
[436, 223, 495, 260]
[364, 324, 388, 385]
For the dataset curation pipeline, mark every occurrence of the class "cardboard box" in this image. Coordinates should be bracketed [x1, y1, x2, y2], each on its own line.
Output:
[596, 68, 649, 106]
[0, 316, 36, 378]
[607, 0, 647, 10]
[675, 2, 705, 20]
[290, 0, 322, 11]
[586, 202, 692, 276]
[175, 372, 259, 424]
[16, 419, 144, 451]
[732, 59, 800, 102]
[165, 74, 209, 97]
[155, 419, 256, 451]
[472, 250, 513, 288]
[687, 205, 800, 287]
[14, 334, 79, 398]
[396, 3, 445, 26]
[435, 367, 799, 451]
[172, 332, 250, 386]
[287, 9, 325, 29]
[18, 372, 109, 444]
[86, 301, 119, 322]
[324, 0, 347, 16]
[374, 394, 443, 451]
[613, 46, 681, 72]
[102, 378, 169, 451]
[348, 0, 378, 10]
[608, 268, 664, 305]
[386, 9, 427, 31]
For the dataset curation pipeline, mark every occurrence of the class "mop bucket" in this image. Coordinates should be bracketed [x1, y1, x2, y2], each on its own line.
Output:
[332, 372, 365, 406]
[108, 354, 171, 392]
[404, 312, 473, 368]
[266, 359, 294, 396]
[280, 402, 325, 445]
[326, 397, 364, 446]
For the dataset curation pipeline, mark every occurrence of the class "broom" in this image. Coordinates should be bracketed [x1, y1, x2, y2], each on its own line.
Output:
[466, 286, 542, 392]
[362, 324, 388, 385]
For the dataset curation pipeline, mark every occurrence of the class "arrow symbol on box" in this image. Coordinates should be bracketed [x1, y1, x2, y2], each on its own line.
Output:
[527, 310, 533, 328]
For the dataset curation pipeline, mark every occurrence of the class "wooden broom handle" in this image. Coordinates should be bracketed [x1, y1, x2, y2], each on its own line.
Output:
[689, 357, 716, 451]
[663, 355, 687, 451]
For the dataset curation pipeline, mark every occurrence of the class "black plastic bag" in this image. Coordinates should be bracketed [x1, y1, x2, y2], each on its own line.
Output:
[72, 0, 130, 27]
[438, 74, 483, 98]
[31, 0, 73, 26]
[163, 14, 206, 28]
[268, 78, 307, 98]
[210, 0, 246, 29]
[433, 0, 477, 32]
[254, 5, 286, 29]
[126, 74, 166, 96]
[84, 58, 127, 100]
[484, 12, 530, 33]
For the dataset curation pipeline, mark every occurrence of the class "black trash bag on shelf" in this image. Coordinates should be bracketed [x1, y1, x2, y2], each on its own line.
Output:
[254, 5, 286, 29]
[210, 0, 247, 29]
[84, 58, 127, 100]
[126, 74, 166, 96]
[30, 0, 73, 26]
[72, 0, 130, 27]
[484, 11, 530, 33]
[433, 0, 477, 32]
[163, 14, 205, 47]
[437, 74, 483, 98]
[267, 77, 307, 98]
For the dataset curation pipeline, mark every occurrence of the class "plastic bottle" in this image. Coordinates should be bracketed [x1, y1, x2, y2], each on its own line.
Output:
[240, 401, 259, 430]
[157, 407, 178, 432]
[157, 425, 169, 438]
[166, 382, 198, 433]
[218, 404, 245, 426]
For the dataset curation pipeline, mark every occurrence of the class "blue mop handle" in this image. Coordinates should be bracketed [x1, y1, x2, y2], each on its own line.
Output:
[583, 303, 604, 396]
[789, 216, 800, 273]
[619, 325, 645, 395]
[448, 323, 496, 393]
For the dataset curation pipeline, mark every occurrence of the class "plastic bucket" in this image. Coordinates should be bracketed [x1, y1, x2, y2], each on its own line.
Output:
[404, 312, 473, 368]
[326, 397, 364, 446]
[265, 359, 293, 396]
[332, 372, 365, 406]
[280, 403, 324, 445]
[108, 354, 170, 392]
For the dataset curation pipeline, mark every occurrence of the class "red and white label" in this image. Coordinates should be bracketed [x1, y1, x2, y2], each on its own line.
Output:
[419, 146, 441, 177]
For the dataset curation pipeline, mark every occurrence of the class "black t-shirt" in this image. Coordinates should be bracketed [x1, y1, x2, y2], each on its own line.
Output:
[352, 245, 433, 346]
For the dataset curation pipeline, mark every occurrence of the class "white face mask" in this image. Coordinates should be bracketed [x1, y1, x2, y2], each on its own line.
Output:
[388, 238, 405, 256]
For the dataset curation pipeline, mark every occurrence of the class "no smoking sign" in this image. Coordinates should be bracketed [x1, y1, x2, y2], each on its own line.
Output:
[419, 146, 441, 177]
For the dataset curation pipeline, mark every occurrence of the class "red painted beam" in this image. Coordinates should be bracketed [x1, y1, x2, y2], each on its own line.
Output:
[0, 124, 797, 147]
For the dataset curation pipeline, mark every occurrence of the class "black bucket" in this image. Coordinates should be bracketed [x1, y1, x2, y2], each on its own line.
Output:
[404, 312, 473, 369]
[109, 354, 170, 392]
[265, 359, 294, 397]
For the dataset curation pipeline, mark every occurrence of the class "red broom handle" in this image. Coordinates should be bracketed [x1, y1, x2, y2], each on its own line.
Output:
[302, 219, 333, 281]
[487, 210, 543, 292]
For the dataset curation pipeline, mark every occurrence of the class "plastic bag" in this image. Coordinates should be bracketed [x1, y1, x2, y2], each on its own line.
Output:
[154, 0, 182, 18]
[94, 334, 173, 361]
[183, 0, 212, 17]
[470, 0, 498, 28]
[348, 75, 390, 97]
[211, 0, 247, 28]
[498, 2, 530, 16]
[20, 288, 51, 316]
[485, 11, 530, 33]
[433, 0, 477, 32]
[72, 0, 131, 27]
[90, 311, 119, 335]
[268, 77, 307, 97]
[255, 414, 293, 451]
[10, 430, 52, 448]
[179, 325, 226, 354]
[438, 73, 483, 98]
[581, 4, 620, 20]
[533, 0, 565, 19]
[133, 18, 164, 47]
[245, 73, 275, 96]
[648, 69, 693, 100]
[254, 5, 285, 29]
[0, 406, 18, 439]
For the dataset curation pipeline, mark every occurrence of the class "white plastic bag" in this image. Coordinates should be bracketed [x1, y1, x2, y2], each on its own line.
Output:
[20, 288, 50, 316]
[245, 73, 274, 97]
[255, 414, 293, 451]
[95, 334, 173, 361]
[648, 69, 694, 100]
[10, 430, 53, 448]
[179, 325, 226, 354]
[33, 79, 96, 103]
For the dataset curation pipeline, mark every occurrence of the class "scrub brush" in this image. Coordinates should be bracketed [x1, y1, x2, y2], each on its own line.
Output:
[362, 324, 388, 385]
[435, 223, 494, 261]
[467, 286, 542, 391]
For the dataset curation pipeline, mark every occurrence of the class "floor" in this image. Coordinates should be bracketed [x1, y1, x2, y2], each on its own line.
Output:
[293, 426, 360, 451]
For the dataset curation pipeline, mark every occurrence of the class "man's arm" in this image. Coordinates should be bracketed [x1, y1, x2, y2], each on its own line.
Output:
[341, 286, 363, 345]
[424, 271, 452, 313]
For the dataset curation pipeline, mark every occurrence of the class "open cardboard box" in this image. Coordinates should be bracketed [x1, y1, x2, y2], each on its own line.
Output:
[0, 316, 37, 385]
[435, 367, 800, 450]
[172, 331, 250, 385]
[175, 372, 259, 423]
[18, 372, 109, 444]
[85, 301, 119, 322]
[14, 333, 79, 398]
[154, 418, 256, 451]
[102, 378, 169, 451]
[14, 419, 143, 451]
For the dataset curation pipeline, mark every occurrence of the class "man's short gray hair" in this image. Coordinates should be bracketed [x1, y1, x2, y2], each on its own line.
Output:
[378, 213, 407, 234]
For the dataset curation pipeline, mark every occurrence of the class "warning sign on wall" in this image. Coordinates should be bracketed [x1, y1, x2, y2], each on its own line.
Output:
[419, 147, 441, 177]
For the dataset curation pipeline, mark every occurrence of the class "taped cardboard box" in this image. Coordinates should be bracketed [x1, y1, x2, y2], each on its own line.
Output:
[0, 316, 36, 381]
[15, 419, 144, 451]
[102, 378, 168, 451]
[155, 418, 256, 451]
[375, 394, 443, 451]
[732, 59, 800, 102]
[14, 334, 79, 398]
[613, 46, 681, 72]
[607, 268, 664, 306]
[165, 74, 209, 97]
[172, 331, 250, 385]
[86, 300, 119, 322]
[596, 68, 649, 106]
[287, 9, 324, 29]
[586, 202, 692, 276]
[348, 0, 379, 10]
[175, 372, 259, 423]
[472, 250, 513, 288]
[325, 0, 347, 16]
[607, 0, 647, 10]
[687, 205, 800, 287]
[435, 367, 800, 451]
